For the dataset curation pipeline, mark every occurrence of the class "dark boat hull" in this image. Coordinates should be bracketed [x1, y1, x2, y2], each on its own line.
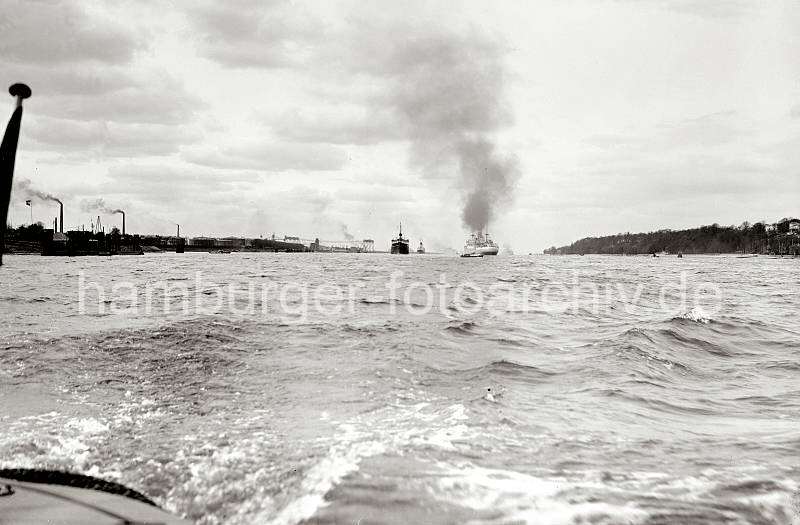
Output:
[0, 469, 189, 524]
[391, 241, 409, 254]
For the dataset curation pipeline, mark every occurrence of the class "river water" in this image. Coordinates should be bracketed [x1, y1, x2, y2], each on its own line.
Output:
[0, 253, 798, 524]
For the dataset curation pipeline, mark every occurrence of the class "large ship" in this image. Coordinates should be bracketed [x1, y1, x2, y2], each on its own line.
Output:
[391, 223, 409, 254]
[463, 230, 499, 256]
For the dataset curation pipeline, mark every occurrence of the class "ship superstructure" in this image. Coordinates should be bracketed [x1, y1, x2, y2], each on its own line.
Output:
[463, 230, 499, 256]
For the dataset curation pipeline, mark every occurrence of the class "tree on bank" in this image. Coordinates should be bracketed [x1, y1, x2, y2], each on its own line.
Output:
[544, 219, 798, 255]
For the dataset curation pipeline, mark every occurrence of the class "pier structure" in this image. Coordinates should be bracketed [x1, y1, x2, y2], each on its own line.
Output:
[304, 237, 374, 252]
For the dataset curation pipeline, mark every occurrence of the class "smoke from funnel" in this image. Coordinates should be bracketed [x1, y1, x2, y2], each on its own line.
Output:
[14, 179, 64, 231]
[380, 29, 520, 232]
[14, 178, 62, 205]
[457, 138, 519, 231]
[81, 198, 119, 215]
[340, 223, 354, 241]
[81, 198, 125, 234]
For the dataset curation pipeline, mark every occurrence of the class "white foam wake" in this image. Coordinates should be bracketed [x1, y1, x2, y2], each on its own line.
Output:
[431, 462, 649, 525]
[259, 402, 471, 525]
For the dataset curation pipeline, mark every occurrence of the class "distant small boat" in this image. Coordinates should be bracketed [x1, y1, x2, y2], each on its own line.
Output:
[417, 240, 425, 254]
[460, 252, 484, 258]
[211, 250, 232, 254]
[677, 252, 683, 258]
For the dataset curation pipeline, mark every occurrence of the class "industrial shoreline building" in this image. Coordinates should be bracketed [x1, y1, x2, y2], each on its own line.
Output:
[5, 202, 379, 255]
[14, 230, 378, 256]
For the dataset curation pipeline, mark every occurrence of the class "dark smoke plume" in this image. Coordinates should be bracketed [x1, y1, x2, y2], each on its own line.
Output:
[15, 178, 62, 204]
[82, 198, 123, 215]
[381, 30, 520, 232]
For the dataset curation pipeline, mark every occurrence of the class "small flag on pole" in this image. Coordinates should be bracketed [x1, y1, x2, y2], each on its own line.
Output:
[25, 199, 31, 206]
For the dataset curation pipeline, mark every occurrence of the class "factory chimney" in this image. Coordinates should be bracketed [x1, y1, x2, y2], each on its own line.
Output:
[121, 211, 125, 236]
[59, 201, 63, 233]
[176, 224, 180, 238]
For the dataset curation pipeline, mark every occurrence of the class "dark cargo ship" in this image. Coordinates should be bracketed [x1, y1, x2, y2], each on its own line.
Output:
[391, 223, 409, 254]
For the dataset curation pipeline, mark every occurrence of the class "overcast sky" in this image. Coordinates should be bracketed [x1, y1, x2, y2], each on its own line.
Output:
[2, 0, 798, 252]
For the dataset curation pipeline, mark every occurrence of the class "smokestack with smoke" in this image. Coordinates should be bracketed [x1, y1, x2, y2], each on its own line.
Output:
[378, 29, 520, 232]
[81, 198, 125, 234]
[13, 179, 64, 231]
[15, 178, 62, 206]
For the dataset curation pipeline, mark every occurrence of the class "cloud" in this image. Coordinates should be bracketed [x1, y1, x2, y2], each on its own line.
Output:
[88, 164, 264, 209]
[562, 110, 795, 214]
[584, 111, 753, 153]
[612, 0, 756, 19]
[0, 0, 141, 64]
[107, 164, 261, 186]
[266, 21, 514, 145]
[0, 1, 202, 128]
[0, 62, 203, 127]
[185, 0, 324, 68]
[183, 141, 348, 171]
[270, 106, 407, 145]
[653, 111, 753, 148]
[332, 186, 418, 204]
[25, 117, 202, 157]
[660, 0, 756, 19]
[0, 63, 137, 97]
[31, 70, 203, 125]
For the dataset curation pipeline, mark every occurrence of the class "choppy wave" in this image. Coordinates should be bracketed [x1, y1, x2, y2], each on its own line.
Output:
[1, 254, 799, 524]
